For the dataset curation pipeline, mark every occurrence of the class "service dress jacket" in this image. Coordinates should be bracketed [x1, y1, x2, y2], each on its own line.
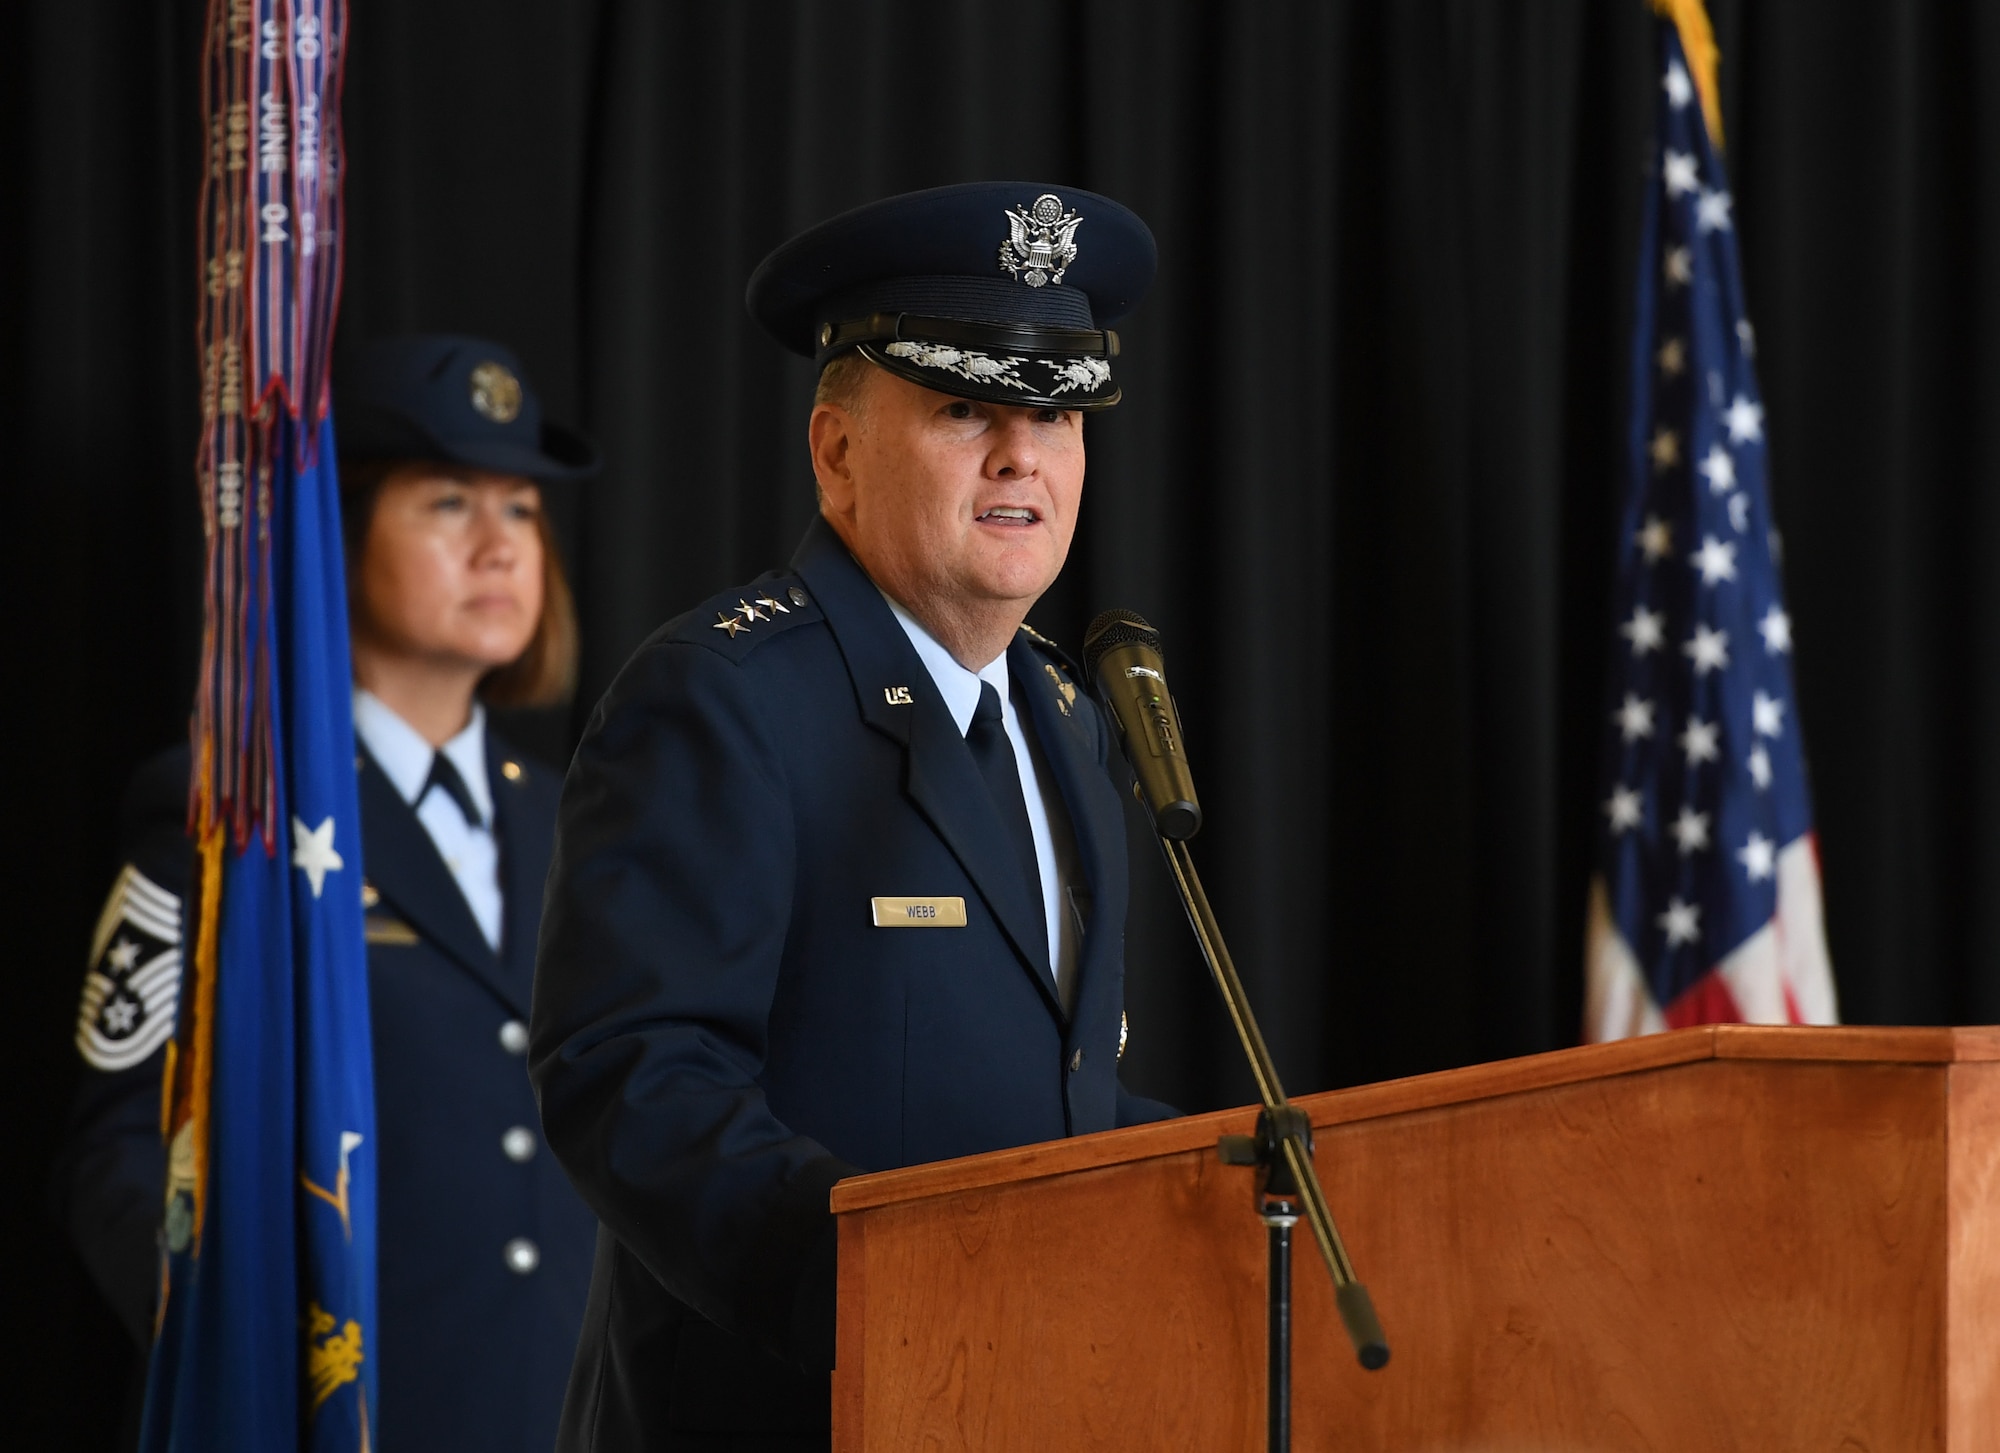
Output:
[532, 517, 1176, 1451]
[56, 730, 596, 1453]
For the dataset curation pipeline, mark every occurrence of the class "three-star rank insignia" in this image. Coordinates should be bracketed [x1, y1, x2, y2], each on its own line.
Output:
[1044, 662, 1078, 716]
[712, 594, 793, 639]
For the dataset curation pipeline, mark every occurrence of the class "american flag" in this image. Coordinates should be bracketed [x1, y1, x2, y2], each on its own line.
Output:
[1584, 13, 1838, 1040]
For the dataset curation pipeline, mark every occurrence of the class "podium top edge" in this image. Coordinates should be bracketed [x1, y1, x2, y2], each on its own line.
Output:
[830, 1024, 2000, 1214]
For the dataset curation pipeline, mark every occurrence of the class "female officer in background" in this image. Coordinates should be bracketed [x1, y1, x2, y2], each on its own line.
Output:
[55, 335, 600, 1452]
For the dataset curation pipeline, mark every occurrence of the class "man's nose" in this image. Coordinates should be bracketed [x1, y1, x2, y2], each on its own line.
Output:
[988, 415, 1040, 478]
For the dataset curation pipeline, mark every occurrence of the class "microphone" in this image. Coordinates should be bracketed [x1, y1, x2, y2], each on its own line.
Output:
[1082, 609, 1203, 841]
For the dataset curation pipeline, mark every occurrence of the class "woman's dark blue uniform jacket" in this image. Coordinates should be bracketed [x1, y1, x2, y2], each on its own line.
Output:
[531, 518, 1176, 1451]
[55, 730, 596, 1452]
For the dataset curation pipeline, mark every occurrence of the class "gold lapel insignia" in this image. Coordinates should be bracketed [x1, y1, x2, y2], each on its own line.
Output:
[1044, 662, 1077, 716]
[883, 686, 914, 706]
[364, 914, 420, 946]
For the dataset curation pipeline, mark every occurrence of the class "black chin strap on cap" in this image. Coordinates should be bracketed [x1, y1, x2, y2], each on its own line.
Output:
[815, 312, 1120, 365]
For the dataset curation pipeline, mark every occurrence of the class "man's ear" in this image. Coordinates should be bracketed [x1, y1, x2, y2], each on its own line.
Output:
[809, 402, 858, 519]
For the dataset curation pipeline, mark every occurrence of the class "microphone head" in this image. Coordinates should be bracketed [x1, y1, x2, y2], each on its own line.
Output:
[1083, 608, 1161, 680]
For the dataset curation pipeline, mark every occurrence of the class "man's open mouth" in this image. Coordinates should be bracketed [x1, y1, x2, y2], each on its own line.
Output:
[976, 506, 1040, 524]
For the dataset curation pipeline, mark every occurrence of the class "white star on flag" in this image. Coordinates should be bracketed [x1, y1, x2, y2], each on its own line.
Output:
[291, 815, 345, 900]
[1748, 744, 1773, 789]
[1758, 604, 1792, 654]
[105, 938, 142, 972]
[1696, 188, 1734, 233]
[1657, 337, 1686, 376]
[1738, 831, 1777, 882]
[1736, 318, 1757, 356]
[1696, 444, 1737, 495]
[1614, 693, 1657, 743]
[1657, 896, 1702, 946]
[1663, 60, 1693, 110]
[1684, 623, 1731, 675]
[1724, 394, 1765, 444]
[1663, 246, 1693, 287]
[1663, 150, 1699, 198]
[1636, 515, 1674, 562]
[1752, 691, 1786, 737]
[1605, 785, 1643, 834]
[1727, 494, 1750, 532]
[1621, 605, 1666, 656]
[1691, 535, 1738, 585]
[1678, 716, 1721, 765]
[1671, 805, 1712, 855]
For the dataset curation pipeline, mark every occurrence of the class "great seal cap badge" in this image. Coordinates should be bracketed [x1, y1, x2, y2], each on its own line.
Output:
[468, 360, 523, 423]
[999, 193, 1083, 288]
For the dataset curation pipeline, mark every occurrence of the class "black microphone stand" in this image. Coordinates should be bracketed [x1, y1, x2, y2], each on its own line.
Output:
[1155, 834, 1389, 1452]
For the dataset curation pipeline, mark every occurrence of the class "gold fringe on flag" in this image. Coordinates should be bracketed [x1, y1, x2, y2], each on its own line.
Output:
[1651, 0, 1725, 148]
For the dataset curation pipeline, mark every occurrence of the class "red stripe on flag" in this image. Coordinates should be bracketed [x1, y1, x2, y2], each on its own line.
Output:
[1663, 969, 1743, 1029]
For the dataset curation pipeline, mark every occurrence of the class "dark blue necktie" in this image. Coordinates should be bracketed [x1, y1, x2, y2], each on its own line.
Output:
[424, 751, 484, 829]
[966, 681, 1042, 915]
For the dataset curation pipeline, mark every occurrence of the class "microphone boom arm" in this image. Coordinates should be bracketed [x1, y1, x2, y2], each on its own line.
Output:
[1156, 828, 1390, 1371]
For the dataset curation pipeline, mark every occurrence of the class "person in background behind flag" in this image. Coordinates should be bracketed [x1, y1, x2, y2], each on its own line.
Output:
[52, 334, 602, 1452]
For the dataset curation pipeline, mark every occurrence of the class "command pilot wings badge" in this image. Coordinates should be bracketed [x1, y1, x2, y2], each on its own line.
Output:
[999, 193, 1082, 288]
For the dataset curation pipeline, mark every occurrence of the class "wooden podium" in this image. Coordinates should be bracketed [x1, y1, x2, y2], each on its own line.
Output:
[830, 1025, 2000, 1451]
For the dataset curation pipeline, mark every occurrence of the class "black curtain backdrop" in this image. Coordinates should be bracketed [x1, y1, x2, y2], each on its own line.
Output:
[8, 1, 1998, 1442]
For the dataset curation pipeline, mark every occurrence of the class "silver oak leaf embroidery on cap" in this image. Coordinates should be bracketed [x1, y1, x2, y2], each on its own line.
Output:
[883, 341, 1032, 390]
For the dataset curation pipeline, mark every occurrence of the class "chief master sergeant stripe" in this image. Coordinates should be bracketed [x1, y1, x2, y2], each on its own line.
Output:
[75, 863, 182, 1072]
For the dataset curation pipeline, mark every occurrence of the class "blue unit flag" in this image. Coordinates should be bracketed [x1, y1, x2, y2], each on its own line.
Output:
[143, 1, 374, 1448]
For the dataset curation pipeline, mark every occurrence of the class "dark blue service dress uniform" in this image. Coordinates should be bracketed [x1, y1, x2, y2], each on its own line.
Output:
[56, 731, 597, 1452]
[531, 517, 1177, 1451]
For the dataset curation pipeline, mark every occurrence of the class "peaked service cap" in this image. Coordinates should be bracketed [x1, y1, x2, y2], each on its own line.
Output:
[335, 334, 600, 483]
[746, 181, 1156, 411]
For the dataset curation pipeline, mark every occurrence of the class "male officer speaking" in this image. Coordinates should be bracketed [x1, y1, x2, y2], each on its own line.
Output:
[531, 182, 1176, 1451]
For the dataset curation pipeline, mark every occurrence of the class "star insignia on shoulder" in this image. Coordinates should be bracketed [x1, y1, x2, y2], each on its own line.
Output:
[713, 612, 748, 638]
[736, 599, 770, 624]
[754, 594, 790, 616]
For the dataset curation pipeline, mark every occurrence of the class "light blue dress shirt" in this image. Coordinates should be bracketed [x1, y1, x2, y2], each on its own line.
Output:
[353, 688, 504, 951]
[882, 593, 1082, 1011]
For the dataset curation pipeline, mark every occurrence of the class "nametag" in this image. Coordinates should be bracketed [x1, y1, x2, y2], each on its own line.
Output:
[364, 914, 421, 946]
[871, 896, 967, 928]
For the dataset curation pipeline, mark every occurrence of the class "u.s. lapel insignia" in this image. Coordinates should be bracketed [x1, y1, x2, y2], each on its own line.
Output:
[883, 685, 914, 706]
[1044, 662, 1077, 716]
[999, 193, 1083, 288]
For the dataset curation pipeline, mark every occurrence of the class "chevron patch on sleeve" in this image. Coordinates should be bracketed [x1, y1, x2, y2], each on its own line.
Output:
[76, 863, 183, 1072]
